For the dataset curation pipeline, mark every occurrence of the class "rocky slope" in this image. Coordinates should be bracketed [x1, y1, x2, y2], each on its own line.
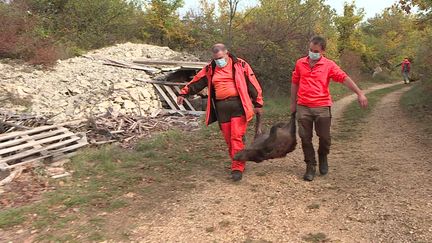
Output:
[0, 43, 197, 122]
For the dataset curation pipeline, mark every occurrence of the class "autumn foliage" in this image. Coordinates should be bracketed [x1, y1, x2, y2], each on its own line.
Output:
[0, 0, 431, 91]
[0, 2, 60, 65]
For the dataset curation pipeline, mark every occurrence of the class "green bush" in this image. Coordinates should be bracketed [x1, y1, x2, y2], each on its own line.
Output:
[0, 2, 60, 65]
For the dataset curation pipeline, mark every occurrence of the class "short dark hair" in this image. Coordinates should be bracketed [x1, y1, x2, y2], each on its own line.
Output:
[310, 36, 327, 51]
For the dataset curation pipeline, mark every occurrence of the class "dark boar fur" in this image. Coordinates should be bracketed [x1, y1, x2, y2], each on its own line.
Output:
[234, 113, 297, 163]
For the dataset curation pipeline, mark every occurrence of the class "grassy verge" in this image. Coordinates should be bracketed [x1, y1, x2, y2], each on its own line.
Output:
[0, 80, 391, 241]
[0, 129, 228, 241]
[335, 84, 404, 140]
[400, 81, 432, 138]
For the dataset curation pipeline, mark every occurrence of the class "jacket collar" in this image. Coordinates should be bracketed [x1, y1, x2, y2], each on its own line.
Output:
[229, 53, 239, 63]
[302, 56, 326, 65]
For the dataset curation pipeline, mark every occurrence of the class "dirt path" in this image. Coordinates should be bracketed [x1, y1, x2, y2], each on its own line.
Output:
[131, 84, 432, 242]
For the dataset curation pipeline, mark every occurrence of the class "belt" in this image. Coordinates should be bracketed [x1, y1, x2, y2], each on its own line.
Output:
[215, 96, 240, 102]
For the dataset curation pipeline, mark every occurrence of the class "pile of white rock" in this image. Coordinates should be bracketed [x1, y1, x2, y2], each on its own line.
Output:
[0, 43, 197, 122]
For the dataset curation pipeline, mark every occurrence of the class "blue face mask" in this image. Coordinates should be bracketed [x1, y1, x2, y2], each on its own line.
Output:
[309, 51, 321, 61]
[215, 58, 228, 68]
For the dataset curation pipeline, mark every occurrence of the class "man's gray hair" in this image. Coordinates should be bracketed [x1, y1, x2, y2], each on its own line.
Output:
[212, 43, 227, 53]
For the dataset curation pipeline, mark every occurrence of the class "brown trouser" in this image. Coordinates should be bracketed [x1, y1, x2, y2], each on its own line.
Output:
[297, 105, 332, 165]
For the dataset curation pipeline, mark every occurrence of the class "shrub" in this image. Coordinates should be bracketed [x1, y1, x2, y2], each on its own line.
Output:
[28, 42, 61, 66]
[0, 3, 31, 58]
[0, 1, 60, 65]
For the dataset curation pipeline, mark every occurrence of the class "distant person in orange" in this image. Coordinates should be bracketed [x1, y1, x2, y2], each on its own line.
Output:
[177, 44, 263, 182]
[400, 58, 411, 84]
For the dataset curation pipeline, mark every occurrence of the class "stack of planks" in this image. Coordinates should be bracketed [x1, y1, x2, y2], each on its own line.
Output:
[0, 110, 50, 134]
[135, 78, 205, 116]
[85, 112, 201, 147]
[132, 59, 207, 115]
[101, 58, 207, 115]
[133, 59, 207, 70]
[0, 124, 88, 171]
[102, 58, 161, 74]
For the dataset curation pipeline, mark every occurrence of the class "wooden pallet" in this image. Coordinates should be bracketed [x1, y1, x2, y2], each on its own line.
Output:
[0, 110, 49, 133]
[135, 78, 198, 114]
[103, 59, 160, 74]
[0, 125, 88, 171]
[133, 59, 207, 69]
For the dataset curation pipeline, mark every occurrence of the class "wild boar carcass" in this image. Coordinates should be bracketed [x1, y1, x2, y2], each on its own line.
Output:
[234, 113, 297, 162]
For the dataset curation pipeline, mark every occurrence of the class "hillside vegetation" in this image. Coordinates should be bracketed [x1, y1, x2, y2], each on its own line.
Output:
[0, 0, 430, 92]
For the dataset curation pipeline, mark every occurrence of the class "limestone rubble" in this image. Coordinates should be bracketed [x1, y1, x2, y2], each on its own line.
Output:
[0, 43, 198, 122]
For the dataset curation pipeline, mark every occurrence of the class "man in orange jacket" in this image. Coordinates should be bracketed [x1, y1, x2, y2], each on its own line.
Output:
[177, 43, 264, 181]
[291, 36, 368, 181]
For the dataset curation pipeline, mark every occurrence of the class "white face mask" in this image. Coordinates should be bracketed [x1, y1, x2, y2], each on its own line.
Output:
[309, 51, 321, 60]
[215, 58, 228, 68]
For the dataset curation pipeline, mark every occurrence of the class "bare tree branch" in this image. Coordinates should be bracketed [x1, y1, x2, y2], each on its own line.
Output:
[227, 0, 240, 48]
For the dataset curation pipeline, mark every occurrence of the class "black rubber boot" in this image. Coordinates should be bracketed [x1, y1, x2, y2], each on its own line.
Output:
[303, 164, 316, 181]
[319, 154, 328, 175]
[231, 170, 243, 182]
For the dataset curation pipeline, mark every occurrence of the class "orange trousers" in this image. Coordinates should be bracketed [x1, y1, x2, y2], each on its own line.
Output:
[220, 116, 248, 172]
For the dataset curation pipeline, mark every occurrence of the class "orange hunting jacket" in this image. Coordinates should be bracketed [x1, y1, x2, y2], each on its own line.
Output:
[179, 53, 263, 125]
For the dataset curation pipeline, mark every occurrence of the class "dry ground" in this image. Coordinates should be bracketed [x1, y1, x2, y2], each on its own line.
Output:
[131, 84, 432, 242]
[1, 83, 430, 242]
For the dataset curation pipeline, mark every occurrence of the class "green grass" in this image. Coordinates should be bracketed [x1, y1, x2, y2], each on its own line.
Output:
[0, 208, 27, 228]
[263, 83, 354, 120]
[400, 82, 432, 138]
[0, 129, 227, 241]
[336, 84, 404, 140]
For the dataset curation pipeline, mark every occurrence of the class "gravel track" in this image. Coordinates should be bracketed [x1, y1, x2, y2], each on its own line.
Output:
[131, 83, 432, 242]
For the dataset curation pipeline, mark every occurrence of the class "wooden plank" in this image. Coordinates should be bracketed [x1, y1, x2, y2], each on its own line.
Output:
[133, 59, 207, 67]
[0, 131, 75, 156]
[22, 134, 48, 157]
[5, 141, 87, 170]
[134, 78, 188, 86]
[163, 86, 186, 111]
[0, 121, 29, 130]
[0, 162, 7, 171]
[0, 120, 85, 142]
[161, 67, 181, 72]
[153, 84, 178, 111]
[0, 127, 69, 150]
[161, 109, 205, 116]
[173, 86, 196, 111]
[0, 126, 54, 142]
[180, 65, 206, 70]
[103, 61, 160, 73]
[44, 136, 82, 151]
[0, 135, 80, 164]
[104, 59, 161, 73]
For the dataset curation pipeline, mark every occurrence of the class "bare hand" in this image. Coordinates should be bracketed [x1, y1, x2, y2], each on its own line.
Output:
[177, 96, 185, 105]
[358, 93, 368, 109]
[254, 107, 264, 115]
[290, 103, 296, 113]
